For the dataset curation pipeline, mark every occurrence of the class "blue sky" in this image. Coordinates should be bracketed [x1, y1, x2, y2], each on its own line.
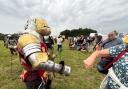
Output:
[0, 0, 128, 35]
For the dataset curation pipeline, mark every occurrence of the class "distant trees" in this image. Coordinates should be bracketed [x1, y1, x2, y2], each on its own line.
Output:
[0, 33, 4, 40]
[11, 33, 19, 39]
[60, 28, 97, 38]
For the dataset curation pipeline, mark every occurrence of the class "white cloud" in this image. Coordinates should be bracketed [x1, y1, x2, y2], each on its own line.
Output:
[0, 0, 128, 35]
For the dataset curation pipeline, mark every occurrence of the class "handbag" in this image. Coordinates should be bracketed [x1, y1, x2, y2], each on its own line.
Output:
[97, 47, 128, 74]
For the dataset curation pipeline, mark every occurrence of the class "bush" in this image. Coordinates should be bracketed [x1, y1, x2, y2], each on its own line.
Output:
[0, 33, 4, 40]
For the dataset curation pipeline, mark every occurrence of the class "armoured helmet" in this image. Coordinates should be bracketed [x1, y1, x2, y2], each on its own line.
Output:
[25, 17, 51, 36]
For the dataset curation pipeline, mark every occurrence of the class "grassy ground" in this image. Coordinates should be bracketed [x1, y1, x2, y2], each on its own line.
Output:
[0, 40, 104, 89]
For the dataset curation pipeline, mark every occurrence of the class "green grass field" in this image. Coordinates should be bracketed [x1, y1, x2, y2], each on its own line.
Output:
[0, 40, 104, 89]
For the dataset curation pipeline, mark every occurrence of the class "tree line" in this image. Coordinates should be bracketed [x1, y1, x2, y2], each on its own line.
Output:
[60, 28, 97, 38]
[0, 33, 4, 40]
[0, 28, 97, 40]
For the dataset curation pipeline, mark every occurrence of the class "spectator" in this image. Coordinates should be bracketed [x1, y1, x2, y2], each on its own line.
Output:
[84, 35, 128, 89]
[57, 35, 63, 52]
[100, 32, 123, 49]
[43, 36, 54, 50]
[80, 36, 88, 52]
[95, 34, 102, 44]
[93, 33, 102, 50]
[96, 32, 123, 74]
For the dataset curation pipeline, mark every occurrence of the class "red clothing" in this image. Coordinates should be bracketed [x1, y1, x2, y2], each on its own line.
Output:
[17, 42, 48, 82]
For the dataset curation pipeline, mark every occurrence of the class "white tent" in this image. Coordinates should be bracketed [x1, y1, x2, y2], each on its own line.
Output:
[90, 33, 107, 40]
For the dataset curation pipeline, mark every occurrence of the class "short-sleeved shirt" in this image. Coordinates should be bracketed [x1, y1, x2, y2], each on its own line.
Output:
[108, 44, 128, 89]
[57, 38, 63, 45]
[101, 38, 123, 49]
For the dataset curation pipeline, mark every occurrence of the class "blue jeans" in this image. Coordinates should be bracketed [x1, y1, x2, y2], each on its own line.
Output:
[58, 45, 62, 52]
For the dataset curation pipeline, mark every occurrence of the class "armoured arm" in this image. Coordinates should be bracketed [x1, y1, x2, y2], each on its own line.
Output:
[18, 34, 71, 76]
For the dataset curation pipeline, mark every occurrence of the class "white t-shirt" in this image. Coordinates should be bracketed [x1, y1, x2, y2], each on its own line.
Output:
[73, 37, 77, 42]
[57, 38, 63, 45]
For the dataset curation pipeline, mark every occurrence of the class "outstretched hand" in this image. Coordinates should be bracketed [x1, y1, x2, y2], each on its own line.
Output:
[83, 58, 94, 69]
[83, 49, 109, 70]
